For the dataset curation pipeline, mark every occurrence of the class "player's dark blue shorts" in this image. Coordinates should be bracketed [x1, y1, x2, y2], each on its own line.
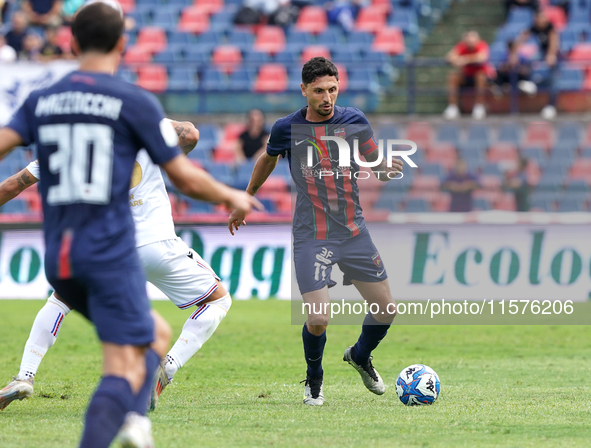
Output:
[293, 229, 387, 295]
[46, 258, 154, 347]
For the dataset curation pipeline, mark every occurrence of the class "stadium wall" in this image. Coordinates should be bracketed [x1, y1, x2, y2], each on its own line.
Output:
[2, 217, 591, 301]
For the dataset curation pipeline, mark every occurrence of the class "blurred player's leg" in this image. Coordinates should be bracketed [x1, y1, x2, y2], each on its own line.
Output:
[301, 287, 330, 406]
[343, 279, 395, 396]
[0, 293, 70, 410]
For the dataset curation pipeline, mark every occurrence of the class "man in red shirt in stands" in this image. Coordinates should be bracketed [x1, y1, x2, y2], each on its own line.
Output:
[443, 31, 494, 120]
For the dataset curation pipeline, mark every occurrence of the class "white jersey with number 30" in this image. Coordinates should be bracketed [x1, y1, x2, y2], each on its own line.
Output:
[26, 149, 177, 248]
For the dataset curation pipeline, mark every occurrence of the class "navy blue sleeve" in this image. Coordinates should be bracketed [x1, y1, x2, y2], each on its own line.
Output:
[130, 90, 181, 165]
[351, 108, 378, 156]
[6, 96, 33, 146]
[266, 119, 290, 157]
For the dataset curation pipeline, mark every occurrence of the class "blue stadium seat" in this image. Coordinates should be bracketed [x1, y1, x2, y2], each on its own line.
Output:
[388, 8, 419, 35]
[436, 124, 460, 145]
[581, 146, 591, 158]
[530, 197, 555, 211]
[186, 200, 214, 213]
[565, 179, 590, 192]
[274, 161, 291, 182]
[168, 31, 195, 46]
[185, 47, 212, 66]
[467, 124, 490, 146]
[274, 49, 299, 64]
[116, 68, 136, 83]
[556, 67, 584, 91]
[203, 162, 233, 183]
[227, 29, 255, 51]
[482, 163, 502, 176]
[560, 29, 578, 53]
[236, 160, 257, 179]
[154, 48, 181, 64]
[316, 27, 345, 50]
[258, 198, 276, 213]
[200, 69, 228, 91]
[558, 198, 587, 212]
[520, 146, 546, 166]
[347, 32, 374, 51]
[405, 198, 431, 213]
[420, 163, 446, 179]
[568, 0, 591, 24]
[332, 48, 361, 64]
[473, 198, 491, 211]
[168, 67, 198, 91]
[377, 124, 400, 140]
[243, 50, 272, 65]
[210, 10, 235, 28]
[506, 7, 534, 26]
[347, 68, 381, 92]
[228, 68, 254, 91]
[498, 123, 521, 144]
[495, 23, 529, 43]
[556, 122, 581, 145]
[288, 68, 303, 92]
[1, 199, 27, 214]
[195, 124, 219, 153]
[285, 30, 314, 51]
[360, 51, 390, 68]
[374, 193, 405, 212]
[195, 31, 224, 52]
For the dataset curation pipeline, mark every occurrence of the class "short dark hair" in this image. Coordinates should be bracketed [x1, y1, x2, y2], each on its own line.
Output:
[301, 57, 339, 85]
[72, 2, 124, 54]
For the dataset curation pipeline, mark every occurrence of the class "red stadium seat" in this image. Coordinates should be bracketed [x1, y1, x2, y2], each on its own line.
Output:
[136, 64, 168, 93]
[193, 0, 223, 15]
[479, 174, 502, 189]
[254, 64, 288, 92]
[222, 122, 247, 142]
[355, 6, 387, 33]
[56, 26, 72, 53]
[426, 144, 456, 170]
[136, 27, 167, 54]
[254, 26, 286, 54]
[523, 122, 553, 150]
[432, 192, 451, 212]
[569, 158, 591, 180]
[301, 45, 331, 64]
[118, 0, 135, 14]
[372, 27, 405, 55]
[494, 192, 516, 211]
[296, 6, 328, 34]
[257, 176, 289, 195]
[123, 45, 151, 64]
[473, 188, 503, 204]
[488, 143, 519, 163]
[569, 43, 591, 62]
[212, 45, 242, 74]
[371, 0, 393, 15]
[583, 70, 591, 90]
[542, 6, 566, 31]
[213, 147, 236, 163]
[406, 122, 433, 148]
[179, 7, 210, 34]
[335, 64, 348, 91]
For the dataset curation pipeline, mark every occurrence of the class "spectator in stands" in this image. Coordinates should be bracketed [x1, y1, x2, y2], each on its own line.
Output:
[0, 32, 17, 62]
[504, 0, 539, 18]
[494, 40, 537, 95]
[235, 109, 269, 163]
[18, 31, 43, 60]
[442, 159, 479, 212]
[39, 25, 64, 60]
[443, 31, 494, 120]
[517, 11, 560, 119]
[268, 0, 299, 28]
[504, 157, 530, 211]
[326, 0, 363, 32]
[21, 0, 63, 27]
[4, 11, 28, 54]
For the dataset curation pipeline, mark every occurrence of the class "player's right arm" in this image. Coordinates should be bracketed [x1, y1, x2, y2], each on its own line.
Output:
[0, 167, 39, 206]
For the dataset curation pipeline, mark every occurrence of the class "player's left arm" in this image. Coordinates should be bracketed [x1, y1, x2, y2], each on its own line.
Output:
[167, 120, 200, 155]
[0, 127, 24, 162]
[0, 167, 39, 206]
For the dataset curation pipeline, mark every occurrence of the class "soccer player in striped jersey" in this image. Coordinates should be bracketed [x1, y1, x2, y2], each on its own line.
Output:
[228, 57, 404, 406]
[0, 3, 259, 447]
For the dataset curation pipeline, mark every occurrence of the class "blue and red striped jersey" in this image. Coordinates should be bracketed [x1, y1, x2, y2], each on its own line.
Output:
[267, 105, 379, 240]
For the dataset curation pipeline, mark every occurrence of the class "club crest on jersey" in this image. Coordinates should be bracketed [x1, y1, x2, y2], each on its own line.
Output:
[371, 252, 383, 267]
[334, 128, 346, 139]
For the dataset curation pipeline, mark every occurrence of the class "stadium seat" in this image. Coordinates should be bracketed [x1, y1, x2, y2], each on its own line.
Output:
[405, 198, 431, 213]
[494, 193, 516, 211]
[296, 6, 328, 34]
[557, 66, 584, 90]
[436, 124, 460, 145]
[334, 64, 348, 91]
[355, 6, 387, 33]
[210, 10, 234, 30]
[488, 143, 519, 163]
[347, 31, 374, 51]
[411, 175, 441, 190]
[227, 29, 255, 51]
[316, 28, 345, 50]
[406, 122, 433, 148]
[179, 7, 210, 33]
[568, 43, 591, 61]
[332, 47, 361, 64]
[301, 45, 331, 64]
[420, 163, 446, 180]
[426, 144, 456, 170]
[254, 26, 286, 54]
[168, 31, 195, 46]
[558, 198, 587, 212]
[118, 0, 135, 14]
[274, 49, 299, 64]
[556, 122, 582, 145]
[168, 67, 198, 91]
[285, 30, 315, 52]
[479, 174, 502, 189]
[254, 64, 288, 92]
[371, 0, 393, 15]
[466, 124, 490, 146]
[347, 68, 381, 92]
[374, 193, 404, 212]
[200, 68, 227, 91]
[530, 196, 555, 211]
[498, 123, 521, 144]
[186, 200, 214, 214]
[473, 198, 492, 211]
[568, 0, 591, 23]
[506, 7, 534, 26]
[227, 68, 255, 91]
[543, 6, 566, 30]
[154, 48, 181, 64]
[388, 7, 419, 35]
[1, 199, 28, 214]
[123, 45, 152, 64]
[152, 8, 182, 30]
[244, 50, 272, 65]
[56, 26, 72, 53]
[570, 158, 591, 180]
[193, 0, 223, 15]
[372, 27, 405, 55]
[184, 46, 212, 65]
[524, 122, 553, 150]
[211, 45, 242, 74]
[520, 146, 547, 166]
[136, 64, 168, 92]
[136, 27, 167, 54]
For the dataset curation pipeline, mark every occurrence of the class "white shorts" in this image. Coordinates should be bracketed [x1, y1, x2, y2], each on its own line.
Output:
[137, 238, 220, 309]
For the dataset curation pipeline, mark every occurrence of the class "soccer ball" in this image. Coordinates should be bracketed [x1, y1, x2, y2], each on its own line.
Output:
[395, 364, 440, 406]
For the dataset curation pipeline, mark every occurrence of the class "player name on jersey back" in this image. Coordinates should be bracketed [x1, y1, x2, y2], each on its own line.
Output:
[35, 91, 122, 120]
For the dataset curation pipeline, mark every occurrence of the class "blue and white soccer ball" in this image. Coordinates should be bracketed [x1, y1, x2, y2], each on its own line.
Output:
[395, 364, 440, 406]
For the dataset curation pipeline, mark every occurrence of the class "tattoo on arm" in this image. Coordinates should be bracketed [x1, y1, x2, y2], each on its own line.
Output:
[16, 172, 33, 189]
[252, 186, 260, 194]
[175, 125, 188, 140]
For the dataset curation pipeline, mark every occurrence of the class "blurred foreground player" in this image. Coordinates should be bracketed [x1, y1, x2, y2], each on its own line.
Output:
[0, 3, 259, 448]
[0, 121, 233, 414]
[228, 57, 404, 406]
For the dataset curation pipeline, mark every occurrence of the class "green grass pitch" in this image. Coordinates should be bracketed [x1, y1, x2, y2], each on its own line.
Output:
[1, 299, 591, 448]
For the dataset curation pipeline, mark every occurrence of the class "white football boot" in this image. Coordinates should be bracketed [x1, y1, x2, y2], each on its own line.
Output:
[117, 412, 154, 448]
[343, 346, 385, 395]
[302, 376, 324, 406]
[0, 377, 34, 410]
